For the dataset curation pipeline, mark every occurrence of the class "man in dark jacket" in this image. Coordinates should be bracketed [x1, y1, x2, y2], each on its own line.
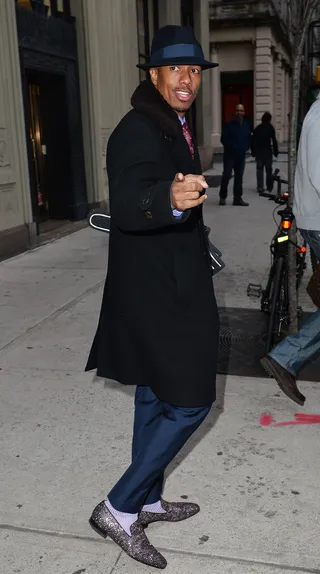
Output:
[219, 104, 251, 206]
[251, 112, 278, 193]
[86, 26, 220, 569]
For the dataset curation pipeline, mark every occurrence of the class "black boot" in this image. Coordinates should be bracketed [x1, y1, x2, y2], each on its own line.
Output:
[233, 198, 249, 206]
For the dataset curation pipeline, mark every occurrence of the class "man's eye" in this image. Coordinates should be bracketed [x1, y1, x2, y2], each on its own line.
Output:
[170, 66, 179, 71]
[191, 68, 200, 74]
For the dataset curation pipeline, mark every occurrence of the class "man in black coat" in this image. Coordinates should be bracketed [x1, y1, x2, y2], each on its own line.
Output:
[251, 112, 278, 193]
[219, 104, 251, 207]
[86, 26, 220, 569]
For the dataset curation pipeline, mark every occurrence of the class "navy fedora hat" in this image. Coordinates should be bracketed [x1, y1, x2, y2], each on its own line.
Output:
[137, 25, 218, 71]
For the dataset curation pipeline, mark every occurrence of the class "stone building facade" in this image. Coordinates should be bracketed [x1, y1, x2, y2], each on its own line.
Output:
[0, 0, 211, 259]
[0, 0, 293, 259]
[209, 0, 291, 148]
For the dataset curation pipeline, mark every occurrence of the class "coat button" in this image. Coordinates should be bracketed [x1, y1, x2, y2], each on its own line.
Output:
[141, 196, 150, 206]
[145, 211, 153, 219]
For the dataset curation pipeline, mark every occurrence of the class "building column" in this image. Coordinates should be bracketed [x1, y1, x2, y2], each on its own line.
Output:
[255, 27, 274, 126]
[72, 0, 139, 207]
[193, 0, 212, 169]
[71, 0, 103, 207]
[0, 0, 33, 253]
[211, 44, 221, 147]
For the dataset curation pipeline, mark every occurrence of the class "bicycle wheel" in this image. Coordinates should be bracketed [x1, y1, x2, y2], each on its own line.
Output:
[265, 257, 285, 354]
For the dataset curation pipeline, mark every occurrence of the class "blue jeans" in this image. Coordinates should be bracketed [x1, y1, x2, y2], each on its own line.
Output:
[108, 386, 211, 513]
[269, 229, 320, 375]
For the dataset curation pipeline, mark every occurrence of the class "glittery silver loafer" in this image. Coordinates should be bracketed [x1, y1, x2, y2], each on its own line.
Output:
[89, 501, 167, 569]
[139, 499, 200, 526]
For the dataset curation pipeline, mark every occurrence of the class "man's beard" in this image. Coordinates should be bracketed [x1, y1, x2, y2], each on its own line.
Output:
[173, 105, 189, 113]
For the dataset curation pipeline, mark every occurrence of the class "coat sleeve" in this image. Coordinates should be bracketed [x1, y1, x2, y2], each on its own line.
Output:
[107, 117, 190, 232]
[306, 119, 320, 197]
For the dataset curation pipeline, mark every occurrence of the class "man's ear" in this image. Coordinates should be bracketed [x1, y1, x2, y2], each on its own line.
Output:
[149, 68, 158, 87]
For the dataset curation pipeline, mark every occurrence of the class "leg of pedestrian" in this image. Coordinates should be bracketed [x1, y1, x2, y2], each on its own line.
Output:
[219, 153, 234, 205]
[261, 229, 320, 405]
[265, 151, 273, 191]
[256, 155, 264, 193]
[131, 385, 164, 507]
[90, 387, 211, 567]
[233, 155, 249, 206]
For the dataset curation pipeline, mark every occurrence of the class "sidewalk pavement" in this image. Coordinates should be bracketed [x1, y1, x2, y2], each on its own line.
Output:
[204, 155, 314, 312]
[1, 158, 319, 574]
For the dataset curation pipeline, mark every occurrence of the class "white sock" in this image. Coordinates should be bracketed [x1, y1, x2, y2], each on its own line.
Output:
[142, 500, 166, 514]
[104, 498, 138, 537]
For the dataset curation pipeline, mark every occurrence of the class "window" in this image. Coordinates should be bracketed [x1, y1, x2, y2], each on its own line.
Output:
[16, 0, 72, 20]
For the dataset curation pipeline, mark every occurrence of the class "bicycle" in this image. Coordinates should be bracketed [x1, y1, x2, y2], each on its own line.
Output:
[247, 169, 307, 354]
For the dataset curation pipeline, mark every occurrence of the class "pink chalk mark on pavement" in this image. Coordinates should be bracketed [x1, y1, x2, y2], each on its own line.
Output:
[260, 413, 320, 427]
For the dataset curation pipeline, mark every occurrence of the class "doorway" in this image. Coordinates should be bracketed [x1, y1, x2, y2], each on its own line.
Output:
[26, 70, 72, 233]
[221, 71, 254, 131]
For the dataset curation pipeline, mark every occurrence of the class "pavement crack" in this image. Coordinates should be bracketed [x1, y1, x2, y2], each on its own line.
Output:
[109, 552, 123, 573]
[1, 523, 320, 573]
[0, 280, 103, 356]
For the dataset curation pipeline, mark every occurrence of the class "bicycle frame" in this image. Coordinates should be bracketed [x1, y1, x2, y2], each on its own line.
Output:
[247, 169, 307, 353]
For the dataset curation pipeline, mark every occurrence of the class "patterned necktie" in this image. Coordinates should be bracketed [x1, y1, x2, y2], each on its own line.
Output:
[182, 121, 195, 159]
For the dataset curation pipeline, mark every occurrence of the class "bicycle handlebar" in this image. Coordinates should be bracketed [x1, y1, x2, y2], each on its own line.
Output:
[259, 191, 289, 204]
[259, 169, 289, 203]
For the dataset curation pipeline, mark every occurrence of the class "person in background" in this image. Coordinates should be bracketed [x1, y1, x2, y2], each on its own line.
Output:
[261, 95, 320, 406]
[251, 112, 278, 194]
[219, 103, 251, 207]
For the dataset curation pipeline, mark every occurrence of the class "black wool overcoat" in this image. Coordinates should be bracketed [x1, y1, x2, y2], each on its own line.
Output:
[85, 80, 220, 407]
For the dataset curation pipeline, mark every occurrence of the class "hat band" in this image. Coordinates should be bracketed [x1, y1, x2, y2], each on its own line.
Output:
[151, 43, 203, 62]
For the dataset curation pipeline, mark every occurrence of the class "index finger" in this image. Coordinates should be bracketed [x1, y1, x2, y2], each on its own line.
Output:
[184, 174, 208, 189]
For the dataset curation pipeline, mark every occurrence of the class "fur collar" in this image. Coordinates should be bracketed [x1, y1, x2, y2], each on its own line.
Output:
[131, 80, 182, 138]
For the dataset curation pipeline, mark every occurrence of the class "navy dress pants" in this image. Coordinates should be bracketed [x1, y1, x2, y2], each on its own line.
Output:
[108, 386, 211, 513]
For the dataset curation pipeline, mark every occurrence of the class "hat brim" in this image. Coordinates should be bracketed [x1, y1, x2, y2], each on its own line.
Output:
[137, 56, 218, 71]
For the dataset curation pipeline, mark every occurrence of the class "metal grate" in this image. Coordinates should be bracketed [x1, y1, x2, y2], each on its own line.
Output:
[217, 307, 320, 381]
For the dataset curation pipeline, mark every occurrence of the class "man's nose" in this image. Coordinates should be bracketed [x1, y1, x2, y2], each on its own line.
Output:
[179, 70, 192, 85]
